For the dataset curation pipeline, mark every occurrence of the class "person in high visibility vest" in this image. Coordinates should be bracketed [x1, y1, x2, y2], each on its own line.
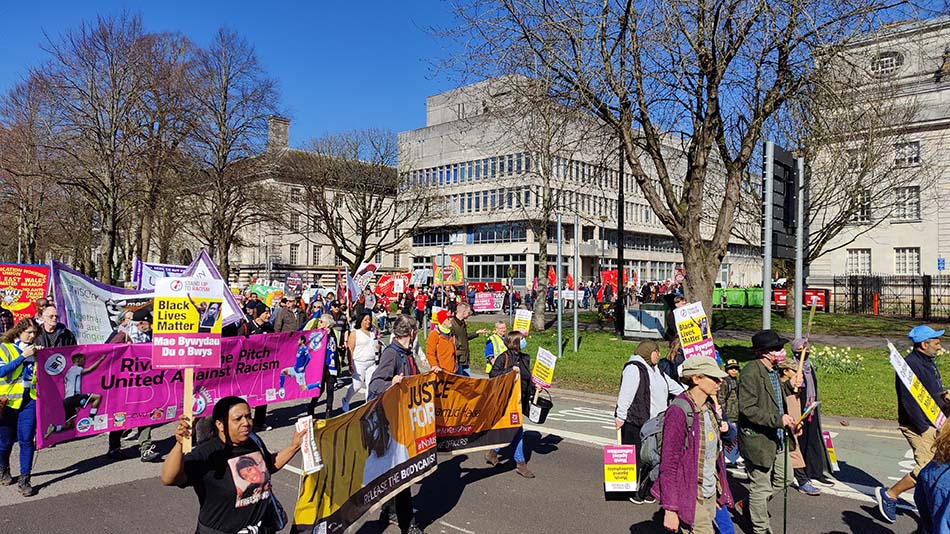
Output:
[484, 321, 508, 373]
[0, 319, 41, 497]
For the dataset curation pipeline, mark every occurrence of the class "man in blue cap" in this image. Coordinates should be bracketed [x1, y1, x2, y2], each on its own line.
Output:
[876, 325, 947, 523]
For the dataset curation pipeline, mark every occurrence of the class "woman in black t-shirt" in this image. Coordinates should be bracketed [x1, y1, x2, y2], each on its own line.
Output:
[160, 396, 305, 534]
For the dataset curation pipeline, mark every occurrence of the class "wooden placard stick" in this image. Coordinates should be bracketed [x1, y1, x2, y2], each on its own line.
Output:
[794, 301, 818, 393]
[183, 368, 194, 453]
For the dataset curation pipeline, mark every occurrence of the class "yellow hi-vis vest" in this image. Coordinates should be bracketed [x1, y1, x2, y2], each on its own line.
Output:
[0, 343, 36, 409]
[485, 333, 507, 373]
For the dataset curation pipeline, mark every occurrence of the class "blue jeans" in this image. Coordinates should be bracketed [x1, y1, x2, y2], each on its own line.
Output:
[495, 427, 525, 463]
[0, 398, 36, 476]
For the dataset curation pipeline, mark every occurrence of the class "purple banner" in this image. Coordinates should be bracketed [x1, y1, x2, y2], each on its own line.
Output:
[36, 330, 331, 449]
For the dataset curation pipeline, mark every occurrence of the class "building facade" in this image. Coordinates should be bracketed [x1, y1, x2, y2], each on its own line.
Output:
[398, 78, 761, 290]
[809, 17, 950, 282]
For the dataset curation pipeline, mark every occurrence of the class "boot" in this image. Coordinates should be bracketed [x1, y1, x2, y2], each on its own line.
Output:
[0, 466, 12, 486]
[17, 474, 33, 497]
[515, 461, 535, 479]
[485, 449, 499, 467]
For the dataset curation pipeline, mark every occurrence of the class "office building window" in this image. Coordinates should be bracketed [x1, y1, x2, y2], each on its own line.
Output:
[893, 186, 920, 220]
[895, 141, 920, 167]
[895, 247, 920, 275]
[393, 252, 401, 269]
[474, 193, 481, 212]
[453, 164, 459, 184]
[289, 213, 300, 233]
[846, 249, 871, 274]
[471, 222, 527, 244]
[289, 244, 299, 265]
[334, 254, 344, 267]
[412, 230, 451, 246]
[313, 245, 321, 265]
[412, 256, 431, 270]
[852, 190, 871, 223]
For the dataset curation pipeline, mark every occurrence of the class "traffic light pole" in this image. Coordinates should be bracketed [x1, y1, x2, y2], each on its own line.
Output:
[762, 141, 774, 330]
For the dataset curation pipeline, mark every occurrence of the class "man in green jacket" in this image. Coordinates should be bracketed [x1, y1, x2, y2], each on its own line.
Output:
[739, 330, 800, 534]
[449, 302, 488, 376]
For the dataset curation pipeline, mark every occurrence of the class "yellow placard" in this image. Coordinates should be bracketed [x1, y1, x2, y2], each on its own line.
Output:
[513, 309, 532, 334]
[531, 347, 557, 389]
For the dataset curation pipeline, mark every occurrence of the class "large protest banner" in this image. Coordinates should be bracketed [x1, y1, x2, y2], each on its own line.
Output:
[131, 258, 187, 290]
[673, 301, 715, 359]
[50, 250, 242, 345]
[293, 371, 521, 534]
[472, 291, 505, 313]
[36, 330, 328, 448]
[0, 263, 50, 322]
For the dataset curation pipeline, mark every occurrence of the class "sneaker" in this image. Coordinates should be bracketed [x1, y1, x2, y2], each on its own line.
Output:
[875, 486, 897, 523]
[485, 450, 499, 467]
[642, 495, 656, 504]
[515, 461, 535, 479]
[629, 496, 645, 504]
[122, 428, 140, 441]
[813, 476, 836, 487]
[798, 482, 822, 496]
[140, 445, 162, 463]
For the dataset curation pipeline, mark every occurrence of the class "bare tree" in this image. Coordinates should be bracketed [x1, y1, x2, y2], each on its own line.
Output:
[450, 0, 907, 313]
[455, 76, 612, 330]
[29, 13, 151, 283]
[0, 78, 70, 263]
[283, 128, 436, 274]
[183, 27, 281, 280]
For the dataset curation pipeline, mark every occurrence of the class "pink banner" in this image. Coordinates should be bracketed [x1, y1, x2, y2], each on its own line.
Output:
[473, 292, 504, 312]
[36, 330, 332, 449]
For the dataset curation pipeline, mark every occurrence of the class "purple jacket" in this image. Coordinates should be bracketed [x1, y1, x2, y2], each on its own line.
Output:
[652, 393, 735, 527]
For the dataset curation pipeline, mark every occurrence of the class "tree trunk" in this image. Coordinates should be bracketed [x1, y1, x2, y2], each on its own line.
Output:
[782, 260, 797, 321]
[216, 240, 231, 282]
[101, 214, 118, 284]
[680, 243, 718, 320]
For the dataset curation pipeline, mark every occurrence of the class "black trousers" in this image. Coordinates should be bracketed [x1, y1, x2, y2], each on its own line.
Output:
[620, 421, 649, 498]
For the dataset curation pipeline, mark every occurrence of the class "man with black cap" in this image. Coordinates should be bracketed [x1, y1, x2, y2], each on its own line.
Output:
[614, 340, 685, 504]
[739, 329, 799, 534]
[875, 325, 947, 523]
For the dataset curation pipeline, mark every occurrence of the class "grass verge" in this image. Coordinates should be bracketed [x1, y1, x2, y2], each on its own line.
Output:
[462, 319, 950, 420]
[711, 307, 950, 338]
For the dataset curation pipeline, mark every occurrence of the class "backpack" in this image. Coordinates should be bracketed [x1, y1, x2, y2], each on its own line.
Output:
[639, 397, 695, 484]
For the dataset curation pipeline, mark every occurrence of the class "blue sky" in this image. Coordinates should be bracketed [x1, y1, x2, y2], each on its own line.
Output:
[0, 1, 462, 146]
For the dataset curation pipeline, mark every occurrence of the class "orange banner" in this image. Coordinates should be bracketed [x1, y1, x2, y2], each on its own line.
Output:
[293, 371, 521, 533]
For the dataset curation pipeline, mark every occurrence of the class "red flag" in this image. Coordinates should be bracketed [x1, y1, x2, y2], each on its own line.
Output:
[566, 273, 575, 290]
[547, 266, 556, 286]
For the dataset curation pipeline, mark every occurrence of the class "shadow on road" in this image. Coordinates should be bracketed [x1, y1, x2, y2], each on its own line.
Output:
[628, 508, 667, 533]
[828, 507, 908, 534]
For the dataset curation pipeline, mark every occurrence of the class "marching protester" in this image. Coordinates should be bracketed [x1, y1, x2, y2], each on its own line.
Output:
[614, 340, 684, 504]
[739, 330, 799, 534]
[368, 315, 426, 534]
[35, 305, 77, 348]
[341, 311, 379, 412]
[717, 359, 742, 466]
[0, 319, 41, 496]
[483, 321, 507, 373]
[790, 338, 833, 491]
[486, 330, 535, 478]
[449, 302, 487, 377]
[248, 302, 276, 432]
[776, 358, 816, 496]
[308, 314, 340, 419]
[414, 288, 428, 330]
[653, 356, 734, 534]
[274, 297, 306, 333]
[160, 395, 305, 534]
[425, 311, 456, 374]
[876, 325, 947, 523]
[31, 297, 48, 328]
[915, 421, 950, 533]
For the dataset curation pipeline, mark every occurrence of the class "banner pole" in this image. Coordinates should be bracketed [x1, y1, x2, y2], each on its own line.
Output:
[183, 368, 194, 453]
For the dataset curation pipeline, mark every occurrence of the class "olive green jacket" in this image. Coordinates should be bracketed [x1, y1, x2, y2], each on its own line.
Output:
[737, 359, 795, 469]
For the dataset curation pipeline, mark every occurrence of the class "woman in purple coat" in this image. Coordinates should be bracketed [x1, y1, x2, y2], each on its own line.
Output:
[653, 357, 734, 534]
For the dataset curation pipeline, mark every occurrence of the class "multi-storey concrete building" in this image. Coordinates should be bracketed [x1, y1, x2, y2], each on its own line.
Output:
[398, 78, 761, 289]
[809, 16, 950, 281]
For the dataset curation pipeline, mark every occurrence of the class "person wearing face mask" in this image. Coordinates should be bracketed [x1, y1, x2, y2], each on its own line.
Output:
[485, 331, 535, 478]
[875, 325, 948, 524]
[738, 330, 800, 534]
[368, 315, 425, 534]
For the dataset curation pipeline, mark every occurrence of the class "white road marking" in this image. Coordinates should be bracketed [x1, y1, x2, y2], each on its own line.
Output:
[523, 423, 615, 446]
[439, 520, 475, 533]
